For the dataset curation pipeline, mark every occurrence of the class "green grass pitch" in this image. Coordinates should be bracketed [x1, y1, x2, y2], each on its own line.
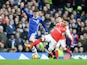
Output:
[0, 59, 87, 65]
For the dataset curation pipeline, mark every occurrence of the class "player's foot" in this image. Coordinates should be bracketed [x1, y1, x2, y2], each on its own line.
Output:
[24, 44, 32, 48]
[49, 52, 54, 58]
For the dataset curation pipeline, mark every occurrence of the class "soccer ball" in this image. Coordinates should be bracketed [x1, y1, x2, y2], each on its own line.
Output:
[32, 54, 40, 59]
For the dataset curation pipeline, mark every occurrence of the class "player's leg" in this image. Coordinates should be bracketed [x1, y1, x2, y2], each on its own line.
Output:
[47, 35, 57, 58]
[55, 40, 61, 59]
[64, 47, 72, 56]
[25, 33, 36, 48]
[29, 38, 42, 48]
[25, 32, 42, 48]
[32, 46, 38, 55]
[25, 34, 50, 48]
[30, 35, 39, 55]
[25, 33, 39, 55]
[61, 40, 72, 56]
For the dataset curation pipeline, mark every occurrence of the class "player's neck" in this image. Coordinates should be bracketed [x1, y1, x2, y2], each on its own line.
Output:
[34, 16, 39, 19]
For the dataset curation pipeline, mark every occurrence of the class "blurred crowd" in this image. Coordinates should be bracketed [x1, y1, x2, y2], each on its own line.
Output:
[0, 0, 87, 53]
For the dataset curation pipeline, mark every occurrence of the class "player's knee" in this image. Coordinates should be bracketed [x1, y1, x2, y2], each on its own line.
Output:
[29, 35, 36, 42]
[55, 45, 59, 49]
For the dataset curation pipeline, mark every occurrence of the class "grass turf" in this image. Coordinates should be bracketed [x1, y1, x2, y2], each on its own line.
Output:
[0, 59, 87, 65]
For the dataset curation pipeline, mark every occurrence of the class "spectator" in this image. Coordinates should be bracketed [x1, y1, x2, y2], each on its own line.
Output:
[79, 34, 87, 52]
[25, 47, 30, 52]
[73, 41, 84, 53]
[67, 28, 78, 52]
[15, 33, 24, 47]
[71, 29, 79, 47]
[20, 17, 28, 28]
[6, 21, 15, 38]
[8, 34, 15, 48]
[20, 27, 28, 40]
[0, 40, 6, 52]
[7, 47, 17, 52]
[17, 23, 23, 33]
[17, 44, 24, 52]
[0, 26, 7, 47]
[14, 17, 19, 29]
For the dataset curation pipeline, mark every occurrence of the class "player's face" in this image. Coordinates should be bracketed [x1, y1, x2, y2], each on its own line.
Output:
[34, 12, 39, 18]
[63, 21, 68, 26]
[56, 17, 63, 23]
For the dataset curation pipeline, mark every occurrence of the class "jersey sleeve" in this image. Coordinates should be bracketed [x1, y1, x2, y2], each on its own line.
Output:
[40, 18, 48, 32]
[22, 8, 33, 18]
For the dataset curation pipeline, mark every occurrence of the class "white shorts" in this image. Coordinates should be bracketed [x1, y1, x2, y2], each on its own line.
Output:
[44, 34, 57, 51]
[29, 32, 37, 41]
[56, 39, 66, 48]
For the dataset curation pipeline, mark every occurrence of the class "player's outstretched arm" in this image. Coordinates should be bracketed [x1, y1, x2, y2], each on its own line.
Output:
[20, 2, 33, 18]
[22, 8, 33, 18]
[20, 2, 33, 17]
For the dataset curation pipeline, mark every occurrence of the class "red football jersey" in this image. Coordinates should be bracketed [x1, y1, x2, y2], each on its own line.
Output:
[51, 22, 66, 42]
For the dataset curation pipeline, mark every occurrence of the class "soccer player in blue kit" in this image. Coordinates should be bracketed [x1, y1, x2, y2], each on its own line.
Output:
[21, 6, 48, 55]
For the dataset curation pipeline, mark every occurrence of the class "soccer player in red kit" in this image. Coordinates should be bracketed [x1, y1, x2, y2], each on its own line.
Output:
[55, 19, 72, 59]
